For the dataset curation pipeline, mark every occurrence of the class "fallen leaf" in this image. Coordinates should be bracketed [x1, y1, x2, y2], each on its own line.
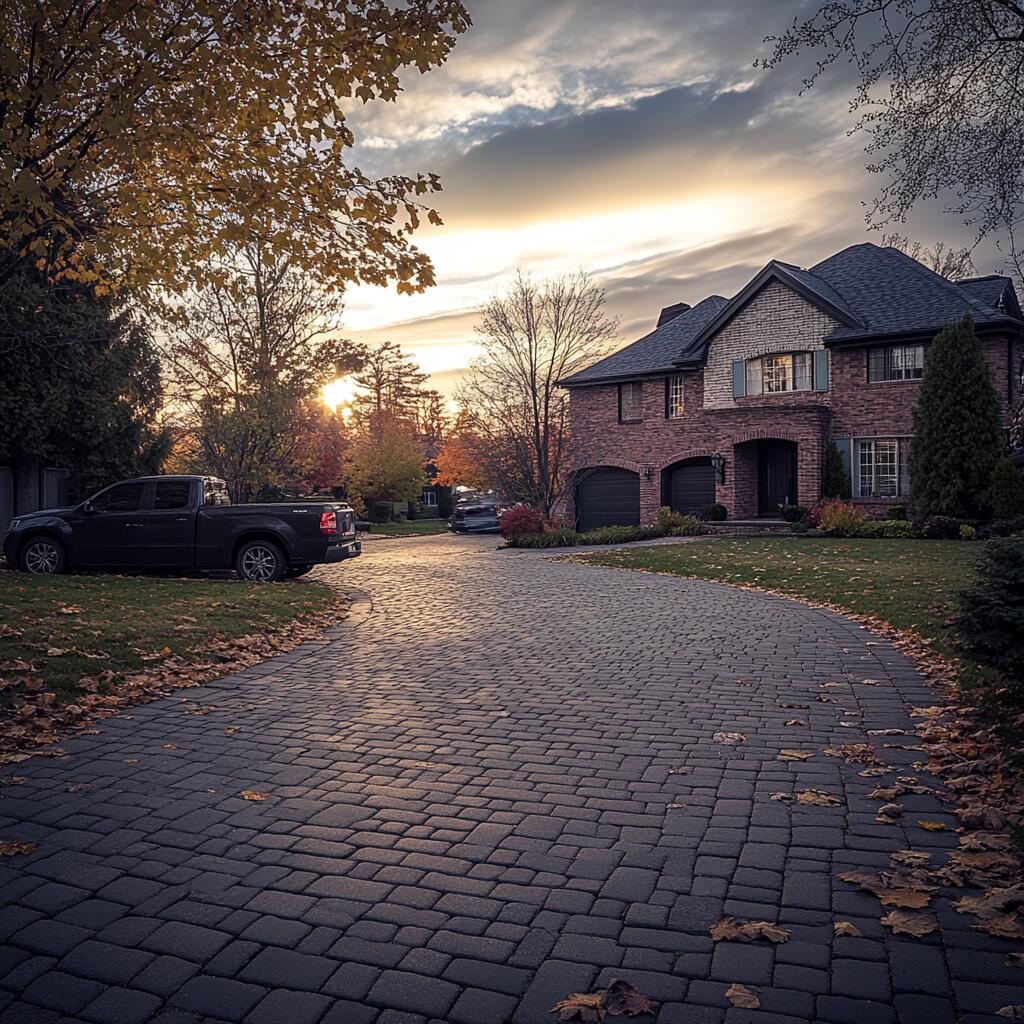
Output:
[837, 870, 935, 908]
[867, 728, 905, 736]
[551, 992, 604, 1022]
[861, 678, 881, 685]
[834, 921, 861, 937]
[162, 743, 177, 750]
[601, 978, 659, 1017]
[868, 786, 901, 801]
[713, 731, 746, 745]
[770, 792, 793, 802]
[1006, 953, 1024, 968]
[0, 777, 27, 788]
[882, 909, 940, 937]
[891, 850, 932, 868]
[710, 915, 790, 944]
[58, 605, 83, 614]
[223, 727, 240, 735]
[0, 839, 39, 856]
[45, 648, 67, 657]
[785, 719, 807, 727]
[796, 789, 842, 807]
[824, 743, 883, 764]
[779, 750, 814, 761]
[996, 1008, 1024, 1019]
[859, 767, 890, 777]
[725, 983, 759, 1009]
[123, 758, 138, 766]
[876, 803, 903, 823]
[918, 820, 946, 831]
[241, 790, 268, 802]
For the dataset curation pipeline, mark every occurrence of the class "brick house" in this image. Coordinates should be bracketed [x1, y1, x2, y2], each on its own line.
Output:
[559, 243, 1024, 527]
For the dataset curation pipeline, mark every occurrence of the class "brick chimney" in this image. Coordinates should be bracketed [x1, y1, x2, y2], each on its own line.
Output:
[656, 302, 691, 328]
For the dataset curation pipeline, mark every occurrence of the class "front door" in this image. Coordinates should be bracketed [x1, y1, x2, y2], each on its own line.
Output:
[757, 442, 797, 516]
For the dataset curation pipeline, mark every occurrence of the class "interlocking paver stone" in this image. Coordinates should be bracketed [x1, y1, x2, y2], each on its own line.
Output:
[1, 533, 1022, 1023]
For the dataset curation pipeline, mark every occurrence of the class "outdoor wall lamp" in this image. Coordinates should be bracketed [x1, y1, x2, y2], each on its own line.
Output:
[710, 451, 726, 484]
[644, 466, 654, 480]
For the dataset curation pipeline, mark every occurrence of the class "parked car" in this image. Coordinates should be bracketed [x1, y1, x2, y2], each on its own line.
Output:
[450, 500, 503, 534]
[1, 475, 360, 582]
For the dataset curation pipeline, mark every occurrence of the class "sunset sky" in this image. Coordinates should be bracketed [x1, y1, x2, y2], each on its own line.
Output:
[340, 0, 996, 397]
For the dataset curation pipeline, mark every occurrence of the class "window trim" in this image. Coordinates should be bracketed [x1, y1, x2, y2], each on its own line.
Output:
[866, 343, 925, 384]
[743, 350, 816, 396]
[618, 380, 644, 423]
[665, 375, 685, 419]
[853, 435, 912, 499]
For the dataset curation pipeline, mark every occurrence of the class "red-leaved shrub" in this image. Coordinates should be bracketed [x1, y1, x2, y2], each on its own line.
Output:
[815, 499, 868, 537]
[500, 505, 546, 540]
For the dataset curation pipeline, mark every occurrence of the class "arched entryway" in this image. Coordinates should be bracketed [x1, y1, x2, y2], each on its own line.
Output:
[661, 457, 716, 517]
[575, 467, 641, 531]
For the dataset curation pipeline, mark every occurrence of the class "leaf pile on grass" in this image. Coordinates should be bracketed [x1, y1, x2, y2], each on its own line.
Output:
[0, 573, 343, 764]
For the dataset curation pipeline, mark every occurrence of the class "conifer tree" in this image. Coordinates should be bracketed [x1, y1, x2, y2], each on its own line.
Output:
[909, 316, 1003, 518]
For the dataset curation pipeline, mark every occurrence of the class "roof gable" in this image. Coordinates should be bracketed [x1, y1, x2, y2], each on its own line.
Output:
[676, 260, 864, 363]
[560, 294, 728, 386]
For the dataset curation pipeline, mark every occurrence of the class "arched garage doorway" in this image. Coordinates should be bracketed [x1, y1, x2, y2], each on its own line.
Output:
[575, 467, 641, 531]
[661, 457, 715, 517]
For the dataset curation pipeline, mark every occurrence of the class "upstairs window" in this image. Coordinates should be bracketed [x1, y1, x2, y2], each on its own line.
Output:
[868, 343, 924, 382]
[666, 376, 685, 418]
[743, 351, 816, 396]
[618, 381, 643, 422]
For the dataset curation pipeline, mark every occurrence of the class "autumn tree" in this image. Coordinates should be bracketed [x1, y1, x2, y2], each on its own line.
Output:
[344, 413, 427, 515]
[458, 272, 618, 515]
[435, 410, 492, 491]
[162, 248, 365, 501]
[0, 1, 469, 296]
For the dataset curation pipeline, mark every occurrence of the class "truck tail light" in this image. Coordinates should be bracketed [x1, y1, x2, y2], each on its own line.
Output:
[320, 510, 337, 535]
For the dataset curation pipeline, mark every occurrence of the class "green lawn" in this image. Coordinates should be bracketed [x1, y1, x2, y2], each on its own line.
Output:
[577, 537, 980, 654]
[367, 519, 451, 537]
[0, 570, 335, 705]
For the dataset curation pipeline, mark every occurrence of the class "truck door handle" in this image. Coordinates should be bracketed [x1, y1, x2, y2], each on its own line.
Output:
[125, 522, 143, 528]
[174, 516, 188, 521]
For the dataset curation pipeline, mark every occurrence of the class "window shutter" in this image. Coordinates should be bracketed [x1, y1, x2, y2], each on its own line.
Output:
[813, 349, 829, 391]
[731, 360, 746, 398]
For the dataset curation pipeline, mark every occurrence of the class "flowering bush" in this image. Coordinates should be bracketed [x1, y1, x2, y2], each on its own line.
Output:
[499, 505, 546, 541]
[815, 499, 869, 537]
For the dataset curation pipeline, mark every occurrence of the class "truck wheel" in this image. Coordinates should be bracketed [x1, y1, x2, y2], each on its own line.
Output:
[236, 540, 286, 583]
[285, 564, 314, 578]
[20, 535, 67, 575]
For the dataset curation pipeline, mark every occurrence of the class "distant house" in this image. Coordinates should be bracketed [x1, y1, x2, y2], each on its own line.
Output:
[559, 243, 1023, 526]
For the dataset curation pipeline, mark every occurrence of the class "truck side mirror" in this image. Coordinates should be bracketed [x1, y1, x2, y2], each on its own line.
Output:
[81, 500, 97, 514]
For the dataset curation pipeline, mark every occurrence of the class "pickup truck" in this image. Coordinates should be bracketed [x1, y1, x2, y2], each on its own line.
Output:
[2, 475, 360, 582]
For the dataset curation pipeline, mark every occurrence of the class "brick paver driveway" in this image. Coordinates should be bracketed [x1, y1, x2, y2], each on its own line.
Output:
[1, 533, 1022, 1024]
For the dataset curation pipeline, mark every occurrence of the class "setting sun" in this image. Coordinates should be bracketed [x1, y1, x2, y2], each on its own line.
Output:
[322, 375, 358, 414]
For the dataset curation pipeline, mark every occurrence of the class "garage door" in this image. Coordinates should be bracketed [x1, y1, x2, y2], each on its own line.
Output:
[576, 468, 640, 531]
[665, 459, 715, 516]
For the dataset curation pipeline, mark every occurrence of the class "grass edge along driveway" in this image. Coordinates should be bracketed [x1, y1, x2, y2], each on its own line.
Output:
[0, 570, 337, 707]
[573, 537, 980, 657]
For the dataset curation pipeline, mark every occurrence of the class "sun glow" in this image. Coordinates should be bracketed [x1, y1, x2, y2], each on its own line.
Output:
[322, 376, 358, 415]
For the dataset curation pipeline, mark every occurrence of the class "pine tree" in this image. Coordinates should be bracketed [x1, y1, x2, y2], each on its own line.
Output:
[822, 441, 851, 499]
[909, 317, 1003, 518]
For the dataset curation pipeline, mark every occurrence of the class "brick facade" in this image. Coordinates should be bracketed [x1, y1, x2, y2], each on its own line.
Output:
[565, 281, 1021, 524]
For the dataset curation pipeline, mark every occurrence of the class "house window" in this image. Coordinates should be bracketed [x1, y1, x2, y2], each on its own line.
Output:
[855, 438, 911, 498]
[618, 381, 643, 422]
[420, 486, 438, 507]
[666, 376, 685, 418]
[868, 343, 924, 382]
[744, 352, 815, 395]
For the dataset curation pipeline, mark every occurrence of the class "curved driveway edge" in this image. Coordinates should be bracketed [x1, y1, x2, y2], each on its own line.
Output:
[0, 533, 1020, 1024]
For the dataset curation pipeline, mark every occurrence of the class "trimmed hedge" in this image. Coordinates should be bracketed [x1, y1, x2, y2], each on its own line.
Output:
[506, 517, 707, 549]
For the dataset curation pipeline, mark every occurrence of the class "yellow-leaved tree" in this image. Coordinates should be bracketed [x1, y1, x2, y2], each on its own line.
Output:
[0, 1, 470, 297]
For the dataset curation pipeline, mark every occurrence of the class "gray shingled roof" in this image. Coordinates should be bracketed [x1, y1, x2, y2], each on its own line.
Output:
[561, 242, 1022, 386]
[560, 294, 728, 385]
[811, 244, 1017, 342]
